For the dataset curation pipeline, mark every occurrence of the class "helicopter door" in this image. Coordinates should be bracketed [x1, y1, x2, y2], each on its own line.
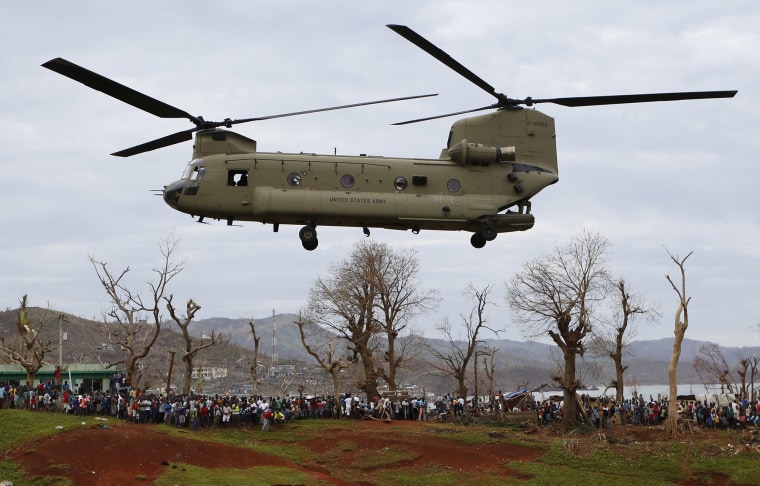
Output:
[226, 168, 253, 216]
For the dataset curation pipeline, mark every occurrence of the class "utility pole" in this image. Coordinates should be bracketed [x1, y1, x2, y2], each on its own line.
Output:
[58, 314, 68, 368]
[272, 309, 278, 366]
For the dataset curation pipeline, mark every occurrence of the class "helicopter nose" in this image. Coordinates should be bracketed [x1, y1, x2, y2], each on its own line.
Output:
[162, 180, 185, 208]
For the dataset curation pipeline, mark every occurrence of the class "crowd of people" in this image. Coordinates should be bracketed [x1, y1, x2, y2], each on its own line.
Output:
[536, 392, 760, 429]
[4, 379, 759, 433]
[0, 379, 435, 430]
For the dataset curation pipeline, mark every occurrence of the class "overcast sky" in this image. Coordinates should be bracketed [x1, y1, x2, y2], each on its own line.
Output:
[2, 1, 757, 348]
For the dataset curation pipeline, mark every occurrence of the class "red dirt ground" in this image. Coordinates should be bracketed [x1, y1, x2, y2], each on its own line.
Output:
[12, 420, 543, 485]
[14, 419, 758, 485]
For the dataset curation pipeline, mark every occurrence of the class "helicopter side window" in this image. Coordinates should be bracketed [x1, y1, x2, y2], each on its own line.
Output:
[341, 174, 355, 189]
[287, 172, 302, 187]
[228, 170, 249, 186]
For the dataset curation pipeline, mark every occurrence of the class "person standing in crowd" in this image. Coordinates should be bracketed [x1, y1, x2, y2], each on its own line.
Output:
[262, 402, 272, 431]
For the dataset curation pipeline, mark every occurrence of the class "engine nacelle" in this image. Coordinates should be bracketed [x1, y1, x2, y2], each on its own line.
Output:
[448, 139, 516, 166]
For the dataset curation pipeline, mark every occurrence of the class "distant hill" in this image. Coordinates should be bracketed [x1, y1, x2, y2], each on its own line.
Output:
[2, 308, 758, 394]
[187, 313, 307, 361]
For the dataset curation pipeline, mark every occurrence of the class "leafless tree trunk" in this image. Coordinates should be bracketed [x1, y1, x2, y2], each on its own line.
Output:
[664, 250, 692, 438]
[428, 285, 500, 399]
[0, 296, 55, 385]
[589, 279, 659, 404]
[736, 358, 749, 398]
[165, 296, 221, 395]
[280, 374, 296, 396]
[746, 356, 760, 402]
[248, 320, 262, 396]
[482, 347, 498, 411]
[90, 235, 184, 391]
[548, 348, 604, 391]
[507, 229, 611, 430]
[166, 351, 175, 395]
[737, 358, 749, 399]
[295, 312, 351, 397]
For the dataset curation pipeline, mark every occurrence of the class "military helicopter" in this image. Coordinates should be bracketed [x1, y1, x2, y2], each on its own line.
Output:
[43, 25, 736, 250]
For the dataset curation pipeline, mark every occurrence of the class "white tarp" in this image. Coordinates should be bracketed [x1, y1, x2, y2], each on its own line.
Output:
[695, 393, 736, 407]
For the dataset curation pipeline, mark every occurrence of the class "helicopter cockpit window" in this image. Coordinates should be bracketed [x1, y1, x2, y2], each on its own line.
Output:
[287, 172, 302, 187]
[189, 166, 205, 181]
[394, 177, 408, 191]
[183, 159, 205, 181]
[340, 174, 355, 189]
[447, 179, 461, 193]
[228, 170, 248, 186]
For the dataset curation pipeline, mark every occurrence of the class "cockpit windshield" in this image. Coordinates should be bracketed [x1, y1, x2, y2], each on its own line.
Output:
[182, 159, 205, 180]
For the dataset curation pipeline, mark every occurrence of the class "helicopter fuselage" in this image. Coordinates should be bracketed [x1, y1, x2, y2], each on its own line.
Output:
[42, 24, 735, 250]
[163, 108, 559, 248]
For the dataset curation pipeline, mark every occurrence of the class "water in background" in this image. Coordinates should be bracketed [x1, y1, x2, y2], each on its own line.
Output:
[531, 384, 726, 403]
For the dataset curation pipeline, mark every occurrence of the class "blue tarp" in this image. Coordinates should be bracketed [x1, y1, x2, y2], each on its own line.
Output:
[504, 388, 528, 399]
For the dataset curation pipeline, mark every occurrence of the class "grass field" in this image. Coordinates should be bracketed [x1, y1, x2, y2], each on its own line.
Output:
[2, 409, 758, 485]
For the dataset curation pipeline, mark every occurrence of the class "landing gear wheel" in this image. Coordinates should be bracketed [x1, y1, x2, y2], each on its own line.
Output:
[480, 224, 497, 241]
[470, 233, 486, 249]
[299, 225, 318, 251]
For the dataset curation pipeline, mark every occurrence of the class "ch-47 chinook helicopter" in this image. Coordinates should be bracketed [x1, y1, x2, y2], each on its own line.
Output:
[43, 25, 736, 250]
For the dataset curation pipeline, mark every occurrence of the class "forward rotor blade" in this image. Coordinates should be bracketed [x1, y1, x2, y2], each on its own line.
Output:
[42, 58, 199, 123]
[111, 129, 195, 157]
[392, 105, 495, 125]
[231, 93, 438, 124]
[387, 25, 502, 102]
[529, 90, 738, 107]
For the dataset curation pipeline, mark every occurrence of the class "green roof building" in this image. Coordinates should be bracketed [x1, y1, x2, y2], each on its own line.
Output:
[0, 364, 120, 393]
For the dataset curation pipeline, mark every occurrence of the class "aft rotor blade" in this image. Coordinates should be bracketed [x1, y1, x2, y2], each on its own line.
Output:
[42, 58, 199, 123]
[112, 129, 195, 157]
[392, 105, 495, 125]
[231, 93, 438, 124]
[529, 90, 738, 107]
[387, 25, 502, 102]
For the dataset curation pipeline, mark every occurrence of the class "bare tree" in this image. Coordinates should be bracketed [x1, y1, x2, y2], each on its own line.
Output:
[0, 296, 55, 385]
[90, 235, 184, 391]
[306, 256, 379, 398]
[746, 356, 760, 401]
[507, 229, 611, 429]
[280, 373, 297, 396]
[692, 342, 736, 394]
[165, 351, 176, 395]
[295, 312, 351, 397]
[737, 357, 749, 399]
[664, 249, 692, 438]
[165, 296, 222, 395]
[693, 344, 759, 401]
[248, 320, 262, 396]
[482, 347, 498, 411]
[304, 240, 434, 399]
[589, 279, 659, 403]
[370, 243, 438, 390]
[429, 285, 500, 399]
